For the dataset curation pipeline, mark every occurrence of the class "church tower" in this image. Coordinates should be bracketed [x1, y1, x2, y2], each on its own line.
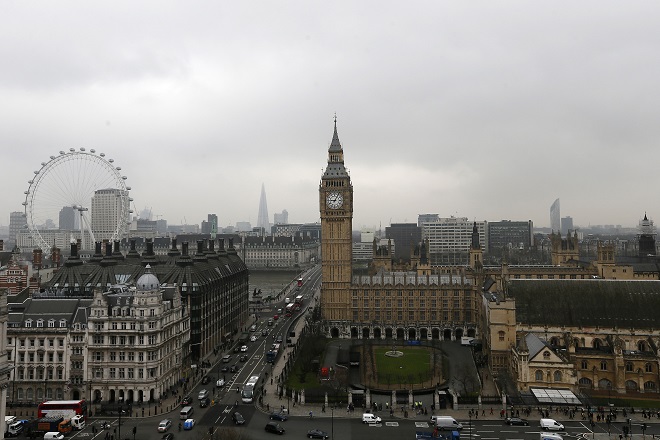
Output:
[320, 117, 353, 322]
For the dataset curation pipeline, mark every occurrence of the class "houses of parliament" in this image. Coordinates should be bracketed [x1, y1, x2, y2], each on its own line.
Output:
[319, 120, 660, 398]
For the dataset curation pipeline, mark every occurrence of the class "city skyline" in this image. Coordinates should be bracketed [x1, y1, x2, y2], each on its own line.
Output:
[3, 2, 660, 230]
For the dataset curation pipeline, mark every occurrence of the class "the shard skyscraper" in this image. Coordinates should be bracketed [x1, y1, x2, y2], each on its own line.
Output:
[257, 183, 270, 234]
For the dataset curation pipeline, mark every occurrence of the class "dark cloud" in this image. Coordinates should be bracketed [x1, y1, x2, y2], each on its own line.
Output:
[3, 1, 660, 229]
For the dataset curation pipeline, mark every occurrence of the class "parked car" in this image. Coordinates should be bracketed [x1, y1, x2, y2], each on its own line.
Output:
[250, 335, 258, 342]
[232, 412, 245, 425]
[269, 412, 288, 422]
[181, 396, 193, 406]
[307, 429, 329, 439]
[505, 417, 529, 426]
[157, 419, 172, 432]
[240, 345, 248, 352]
[265, 422, 285, 435]
[222, 355, 231, 363]
[216, 378, 225, 387]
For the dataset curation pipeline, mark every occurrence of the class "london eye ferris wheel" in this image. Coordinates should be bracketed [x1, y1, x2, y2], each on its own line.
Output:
[23, 148, 133, 252]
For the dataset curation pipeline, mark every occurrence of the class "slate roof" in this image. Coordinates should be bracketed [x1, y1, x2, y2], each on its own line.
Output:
[8, 297, 92, 326]
[508, 279, 660, 329]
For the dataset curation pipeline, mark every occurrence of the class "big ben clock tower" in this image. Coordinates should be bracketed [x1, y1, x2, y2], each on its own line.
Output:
[320, 117, 353, 323]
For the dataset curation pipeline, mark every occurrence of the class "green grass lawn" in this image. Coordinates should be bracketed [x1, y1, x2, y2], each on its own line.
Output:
[375, 347, 432, 385]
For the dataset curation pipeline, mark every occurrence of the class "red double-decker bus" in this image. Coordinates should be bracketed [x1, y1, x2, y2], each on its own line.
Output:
[38, 400, 87, 420]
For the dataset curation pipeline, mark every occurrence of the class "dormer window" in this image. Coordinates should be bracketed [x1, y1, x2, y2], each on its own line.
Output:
[543, 351, 550, 359]
[59, 320, 67, 328]
[36, 319, 44, 328]
[25, 319, 32, 328]
[48, 319, 55, 328]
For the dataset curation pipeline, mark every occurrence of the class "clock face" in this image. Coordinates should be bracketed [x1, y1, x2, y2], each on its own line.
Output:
[326, 191, 344, 209]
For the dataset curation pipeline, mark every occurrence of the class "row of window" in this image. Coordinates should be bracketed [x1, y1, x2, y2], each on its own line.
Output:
[580, 359, 654, 373]
[351, 298, 472, 309]
[16, 352, 64, 363]
[12, 338, 65, 348]
[578, 377, 656, 391]
[352, 310, 471, 322]
[354, 290, 470, 297]
[92, 335, 159, 345]
[21, 319, 67, 328]
[15, 388, 64, 401]
[15, 368, 63, 380]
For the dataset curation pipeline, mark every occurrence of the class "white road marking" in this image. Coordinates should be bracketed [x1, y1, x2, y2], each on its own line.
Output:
[385, 422, 399, 427]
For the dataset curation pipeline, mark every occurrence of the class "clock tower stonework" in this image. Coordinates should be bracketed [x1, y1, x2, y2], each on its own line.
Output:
[320, 119, 353, 322]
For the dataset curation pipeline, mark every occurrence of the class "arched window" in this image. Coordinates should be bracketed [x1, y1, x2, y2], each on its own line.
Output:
[498, 331, 505, 342]
[553, 371, 562, 382]
[593, 338, 603, 349]
[535, 370, 544, 381]
[581, 360, 588, 370]
[543, 351, 551, 359]
[626, 362, 633, 372]
[625, 380, 638, 391]
[638, 340, 647, 352]
[600, 360, 608, 371]
[646, 363, 653, 373]
[579, 377, 593, 387]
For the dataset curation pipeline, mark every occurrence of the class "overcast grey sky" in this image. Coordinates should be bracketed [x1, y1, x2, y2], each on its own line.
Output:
[3, 1, 660, 231]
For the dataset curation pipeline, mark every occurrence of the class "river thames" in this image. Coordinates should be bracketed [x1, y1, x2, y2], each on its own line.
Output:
[249, 269, 302, 298]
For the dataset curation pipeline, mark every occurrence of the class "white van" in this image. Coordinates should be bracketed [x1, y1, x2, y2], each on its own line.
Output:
[430, 415, 463, 430]
[43, 433, 65, 440]
[362, 413, 382, 424]
[180, 406, 194, 420]
[540, 418, 564, 431]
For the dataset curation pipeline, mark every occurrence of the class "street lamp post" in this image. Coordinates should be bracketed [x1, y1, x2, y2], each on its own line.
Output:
[331, 406, 334, 439]
[118, 402, 123, 440]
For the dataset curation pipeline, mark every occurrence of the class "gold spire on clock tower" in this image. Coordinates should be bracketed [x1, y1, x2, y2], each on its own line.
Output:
[320, 117, 353, 322]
